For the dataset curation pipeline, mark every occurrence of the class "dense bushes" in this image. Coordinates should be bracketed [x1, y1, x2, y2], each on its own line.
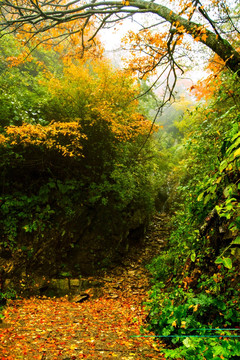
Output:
[0, 35, 162, 282]
[146, 70, 240, 359]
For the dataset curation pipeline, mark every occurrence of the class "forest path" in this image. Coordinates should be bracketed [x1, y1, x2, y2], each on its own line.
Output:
[0, 214, 171, 360]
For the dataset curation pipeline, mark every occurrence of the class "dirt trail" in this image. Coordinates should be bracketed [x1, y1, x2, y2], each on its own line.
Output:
[99, 213, 170, 297]
[0, 214, 170, 360]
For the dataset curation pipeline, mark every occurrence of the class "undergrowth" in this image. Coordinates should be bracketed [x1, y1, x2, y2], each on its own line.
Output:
[146, 70, 240, 359]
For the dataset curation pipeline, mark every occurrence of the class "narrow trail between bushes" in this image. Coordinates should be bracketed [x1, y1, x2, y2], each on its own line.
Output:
[0, 214, 171, 360]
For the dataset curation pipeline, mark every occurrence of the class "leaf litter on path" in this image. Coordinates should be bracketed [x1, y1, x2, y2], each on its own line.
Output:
[0, 214, 169, 359]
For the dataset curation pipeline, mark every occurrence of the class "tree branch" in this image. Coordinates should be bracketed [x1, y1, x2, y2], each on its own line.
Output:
[0, 0, 239, 74]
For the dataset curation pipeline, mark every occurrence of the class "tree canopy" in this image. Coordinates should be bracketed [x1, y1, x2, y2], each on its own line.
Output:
[0, 0, 239, 111]
[0, 0, 239, 77]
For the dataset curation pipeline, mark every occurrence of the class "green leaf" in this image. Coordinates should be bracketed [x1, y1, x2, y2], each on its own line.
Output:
[215, 205, 222, 214]
[209, 184, 217, 194]
[232, 236, 240, 245]
[215, 258, 223, 264]
[48, 180, 56, 189]
[197, 192, 204, 202]
[204, 193, 212, 205]
[231, 131, 240, 142]
[227, 137, 240, 154]
[60, 271, 71, 277]
[222, 257, 232, 269]
[219, 159, 228, 173]
[231, 248, 240, 257]
[57, 182, 69, 194]
[190, 252, 196, 262]
[183, 337, 195, 349]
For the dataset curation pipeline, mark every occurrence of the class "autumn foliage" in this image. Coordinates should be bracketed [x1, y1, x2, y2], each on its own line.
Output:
[0, 2, 240, 359]
[0, 33, 160, 281]
[0, 122, 86, 157]
[0, 294, 162, 359]
[45, 58, 157, 141]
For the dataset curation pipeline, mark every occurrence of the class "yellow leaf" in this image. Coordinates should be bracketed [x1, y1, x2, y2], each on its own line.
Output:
[177, 25, 185, 33]
[234, 148, 240, 158]
[152, 342, 160, 351]
[188, 5, 195, 14]
[172, 320, 177, 327]
[193, 304, 199, 312]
